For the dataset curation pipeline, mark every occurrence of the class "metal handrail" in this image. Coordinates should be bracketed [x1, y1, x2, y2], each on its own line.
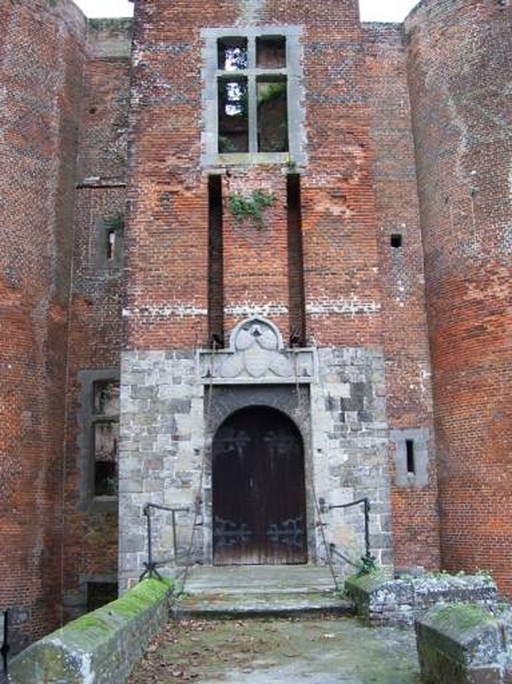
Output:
[319, 497, 376, 575]
[139, 503, 190, 581]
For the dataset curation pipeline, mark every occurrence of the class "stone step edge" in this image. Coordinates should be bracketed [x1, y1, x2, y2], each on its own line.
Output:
[170, 602, 355, 621]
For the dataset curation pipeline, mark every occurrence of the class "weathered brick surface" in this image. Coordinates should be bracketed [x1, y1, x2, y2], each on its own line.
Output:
[62, 19, 132, 622]
[125, 0, 385, 351]
[364, 22, 440, 572]
[405, 0, 512, 595]
[0, 0, 87, 652]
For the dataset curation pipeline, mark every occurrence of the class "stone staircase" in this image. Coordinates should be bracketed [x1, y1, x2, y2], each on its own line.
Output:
[170, 565, 355, 620]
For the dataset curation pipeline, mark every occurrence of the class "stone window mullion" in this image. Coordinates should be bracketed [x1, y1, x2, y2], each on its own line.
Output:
[247, 37, 258, 154]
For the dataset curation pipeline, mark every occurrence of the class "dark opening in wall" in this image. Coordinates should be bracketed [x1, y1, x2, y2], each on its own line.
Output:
[390, 234, 402, 248]
[92, 380, 119, 497]
[406, 439, 415, 475]
[287, 174, 306, 346]
[106, 229, 116, 260]
[218, 36, 248, 70]
[257, 77, 288, 153]
[256, 36, 286, 68]
[208, 175, 224, 348]
[218, 76, 249, 153]
[87, 582, 118, 612]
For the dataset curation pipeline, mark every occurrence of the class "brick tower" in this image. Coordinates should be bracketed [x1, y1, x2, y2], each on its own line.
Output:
[405, 0, 512, 594]
[119, 0, 440, 589]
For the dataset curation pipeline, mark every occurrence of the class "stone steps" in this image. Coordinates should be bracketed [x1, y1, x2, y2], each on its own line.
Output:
[170, 565, 355, 620]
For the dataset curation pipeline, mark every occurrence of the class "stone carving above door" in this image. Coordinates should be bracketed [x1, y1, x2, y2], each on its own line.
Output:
[197, 317, 315, 384]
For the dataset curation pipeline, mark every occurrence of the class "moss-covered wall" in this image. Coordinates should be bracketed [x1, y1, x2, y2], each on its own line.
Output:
[8, 579, 172, 684]
[416, 604, 509, 684]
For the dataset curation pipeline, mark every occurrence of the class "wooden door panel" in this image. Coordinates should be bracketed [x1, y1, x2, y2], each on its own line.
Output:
[212, 407, 307, 565]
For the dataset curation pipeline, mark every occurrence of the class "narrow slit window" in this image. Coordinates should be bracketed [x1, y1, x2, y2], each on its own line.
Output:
[106, 229, 116, 260]
[257, 77, 288, 153]
[406, 439, 415, 475]
[391, 234, 402, 248]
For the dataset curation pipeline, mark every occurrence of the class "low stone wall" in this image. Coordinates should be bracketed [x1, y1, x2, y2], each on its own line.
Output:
[416, 604, 512, 684]
[345, 571, 497, 626]
[8, 579, 173, 684]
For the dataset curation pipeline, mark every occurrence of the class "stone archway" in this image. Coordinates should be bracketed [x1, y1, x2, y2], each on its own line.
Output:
[212, 406, 307, 565]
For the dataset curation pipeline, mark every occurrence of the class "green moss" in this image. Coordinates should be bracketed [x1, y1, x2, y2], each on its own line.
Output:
[430, 604, 492, 632]
[63, 579, 173, 639]
[87, 18, 133, 31]
[345, 569, 391, 593]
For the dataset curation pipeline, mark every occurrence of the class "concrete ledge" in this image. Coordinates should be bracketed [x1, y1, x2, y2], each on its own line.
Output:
[9, 579, 173, 684]
[345, 571, 497, 626]
[416, 604, 510, 684]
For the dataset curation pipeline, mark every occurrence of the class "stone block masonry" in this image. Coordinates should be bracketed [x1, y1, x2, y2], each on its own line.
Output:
[118, 340, 392, 589]
[346, 570, 498, 627]
[416, 603, 512, 684]
[8, 579, 172, 684]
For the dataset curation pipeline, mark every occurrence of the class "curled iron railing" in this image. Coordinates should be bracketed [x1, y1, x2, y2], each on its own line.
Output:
[319, 497, 376, 575]
[139, 503, 190, 581]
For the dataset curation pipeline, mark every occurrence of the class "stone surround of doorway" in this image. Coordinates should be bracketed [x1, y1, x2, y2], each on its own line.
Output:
[118, 328, 391, 591]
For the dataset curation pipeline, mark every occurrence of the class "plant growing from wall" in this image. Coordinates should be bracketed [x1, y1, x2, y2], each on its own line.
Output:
[228, 190, 276, 226]
[104, 212, 125, 234]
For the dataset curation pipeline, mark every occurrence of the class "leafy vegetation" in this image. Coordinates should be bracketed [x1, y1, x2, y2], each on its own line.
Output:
[228, 190, 276, 226]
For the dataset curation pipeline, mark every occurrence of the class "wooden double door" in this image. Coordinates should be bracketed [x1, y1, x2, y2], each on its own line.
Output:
[212, 407, 307, 565]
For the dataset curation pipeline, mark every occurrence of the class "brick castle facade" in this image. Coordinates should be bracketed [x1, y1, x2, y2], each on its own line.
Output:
[0, 0, 510, 653]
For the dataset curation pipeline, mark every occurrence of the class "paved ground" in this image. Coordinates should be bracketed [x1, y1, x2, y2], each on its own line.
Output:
[129, 616, 421, 683]
[130, 566, 421, 683]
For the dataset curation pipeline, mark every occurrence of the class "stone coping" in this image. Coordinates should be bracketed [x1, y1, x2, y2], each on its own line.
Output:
[345, 571, 497, 626]
[416, 603, 512, 683]
[8, 579, 173, 684]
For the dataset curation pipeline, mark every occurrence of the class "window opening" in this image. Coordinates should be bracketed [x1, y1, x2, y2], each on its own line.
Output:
[216, 34, 289, 155]
[218, 77, 249, 153]
[256, 35, 286, 68]
[217, 37, 248, 71]
[87, 582, 118, 612]
[92, 380, 119, 496]
[406, 439, 415, 475]
[106, 229, 116, 260]
[390, 234, 402, 248]
[257, 77, 288, 152]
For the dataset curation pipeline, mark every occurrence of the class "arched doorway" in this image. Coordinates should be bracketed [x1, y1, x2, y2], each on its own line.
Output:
[212, 406, 307, 565]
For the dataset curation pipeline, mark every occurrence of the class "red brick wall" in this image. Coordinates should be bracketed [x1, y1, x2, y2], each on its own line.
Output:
[63, 19, 132, 621]
[405, 0, 512, 595]
[0, 0, 86, 651]
[364, 23, 440, 572]
[126, 0, 384, 351]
